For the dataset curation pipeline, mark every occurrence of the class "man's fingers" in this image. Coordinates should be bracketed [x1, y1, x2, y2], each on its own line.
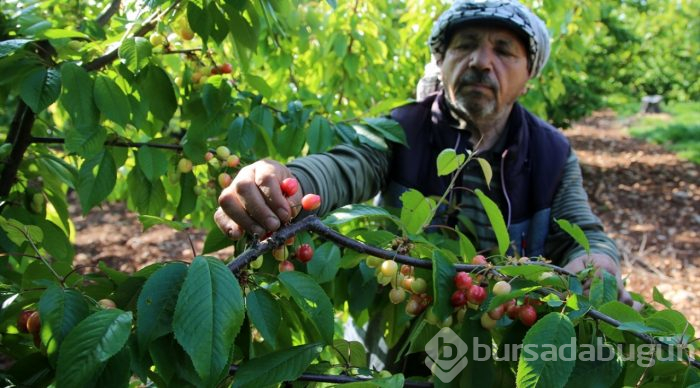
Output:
[255, 167, 291, 223]
[214, 207, 245, 239]
[218, 186, 267, 236]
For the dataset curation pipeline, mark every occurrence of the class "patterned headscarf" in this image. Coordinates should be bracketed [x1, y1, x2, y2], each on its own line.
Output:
[429, 0, 551, 78]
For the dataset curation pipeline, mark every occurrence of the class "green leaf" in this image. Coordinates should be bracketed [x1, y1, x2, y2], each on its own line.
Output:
[0, 216, 43, 245]
[126, 167, 166, 215]
[77, 150, 116, 213]
[400, 189, 434, 235]
[564, 355, 623, 388]
[137, 263, 188, 353]
[177, 172, 197, 219]
[55, 309, 133, 388]
[475, 157, 493, 189]
[589, 270, 617, 307]
[278, 271, 334, 344]
[487, 286, 541, 312]
[173, 257, 245, 387]
[432, 250, 456, 321]
[597, 301, 643, 342]
[459, 313, 495, 387]
[20, 67, 61, 113]
[0, 39, 32, 58]
[94, 347, 131, 388]
[355, 123, 388, 151]
[616, 321, 662, 334]
[138, 65, 177, 123]
[653, 287, 673, 309]
[118, 37, 152, 73]
[139, 215, 189, 231]
[38, 285, 90, 364]
[94, 75, 130, 127]
[39, 28, 90, 39]
[436, 148, 465, 176]
[307, 115, 334, 154]
[554, 219, 590, 255]
[202, 225, 232, 254]
[498, 265, 551, 279]
[246, 288, 281, 349]
[363, 117, 407, 145]
[60, 62, 98, 128]
[307, 242, 341, 284]
[646, 309, 695, 339]
[332, 339, 367, 368]
[474, 189, 510, 256]
[232, 343, 322, 388]
[323, 204, 397, 226]
[245, 73, 273, 96]
[136, 146, 169, 182]
[326, 0, 337, 8]
[456, 229, 477, 262]
[225, 7, 258, 51]
[516, 313, 576, 388]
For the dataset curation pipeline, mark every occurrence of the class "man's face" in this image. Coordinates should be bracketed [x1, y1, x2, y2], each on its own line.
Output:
[439, 25, 530, 122]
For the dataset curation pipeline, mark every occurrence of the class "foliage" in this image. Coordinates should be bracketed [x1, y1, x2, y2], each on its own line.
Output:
[628, 102, 700, 164]
[1, 0, 700, 387]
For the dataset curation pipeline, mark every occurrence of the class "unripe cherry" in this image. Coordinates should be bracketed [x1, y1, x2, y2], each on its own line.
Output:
[389, 288, 406, 304]
[218, 173, 232, 188]
[481, 313, 498, 330]
[454, 272, 473, 290]
[250, 256, 264, 269]
[272, 246, 287, 261]
[410, 278, 427, 294]
[216, 145, 231, 160]
[366, 256, 383, 268]
[301, 194, 321, 211]
[400, 265, 412, 276]
[226, 155, 240, 168]
[472, 255, 488, 265]
[401, 276, 414, 291]
[380, 260, 398, 277]
[177, 158, 193, 173]
[98, 299, 117, 309]
[492, 281, 512, 296]
[295, 244, 314, 263]
[278, 260, 294, 272]
[204, 151, 214, 161]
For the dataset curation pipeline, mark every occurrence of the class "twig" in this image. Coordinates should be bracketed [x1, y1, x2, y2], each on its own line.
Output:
[96, 0, 121, 27]
[31, 136, 183, 151]
[227, 365, 432, 387]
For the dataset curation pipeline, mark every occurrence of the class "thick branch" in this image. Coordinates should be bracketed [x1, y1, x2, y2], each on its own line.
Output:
[227, 216, 700, 369]
[0, 101, 35, 197]
[227, 365, 432, 387]
[31, 136, 183, 151]
[96, 0, 121, 27]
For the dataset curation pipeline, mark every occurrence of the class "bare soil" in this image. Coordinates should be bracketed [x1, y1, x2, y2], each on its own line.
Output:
[71, 110, 700, 327]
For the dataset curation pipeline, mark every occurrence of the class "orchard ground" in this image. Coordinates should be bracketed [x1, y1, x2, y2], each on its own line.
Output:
[71, 111, 700, 328]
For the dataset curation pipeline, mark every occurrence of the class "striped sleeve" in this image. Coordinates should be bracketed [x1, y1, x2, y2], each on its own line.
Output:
[544, 151, 621, 266]
[287, 144, 391, 217]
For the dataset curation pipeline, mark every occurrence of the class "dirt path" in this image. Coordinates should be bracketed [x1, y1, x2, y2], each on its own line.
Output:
[71, 111, 700, 327]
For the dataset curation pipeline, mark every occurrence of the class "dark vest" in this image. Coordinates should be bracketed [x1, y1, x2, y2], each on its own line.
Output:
[381, 92, 571, 257]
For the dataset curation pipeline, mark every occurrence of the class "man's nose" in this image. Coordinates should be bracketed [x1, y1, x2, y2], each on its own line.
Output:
[467, 46, 493, 71]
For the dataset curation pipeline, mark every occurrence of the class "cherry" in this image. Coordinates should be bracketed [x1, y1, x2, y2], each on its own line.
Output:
[492, 281, 512, 296]
[177, 158, 193, 173]
[389, 288, 406, 304]
[472, 255, 488, 265]
[467, 286, 487, 305]
[380, 260, 398, 277]
[226, 155, 240, 168]
[272, 246, 287, 261]
[519, 304, 537, 327]
[278, 260, 294, 272]
[400, 276, 414, 290]
[301, 194, 321, 211]
[218, 173, 232, 188]
[280, 177, 299, 197]
[366, 256, 383, 268]
[400, 264, 412, 276]
[487, 304, 505, 320]
[505, 300, 520, 319]
[285, 236, 295, 246]
[405, 298, 421, 316]
[250, 256, 264, 269]
[480, 313, 498, 330]
[98, 299, 117, 309]
[410, 278, 427, 294]
[216, 146, 231, 160]
[454, 272, 472, 290]
[450, 290, 468, 307]
[17, 310, 33, 333]
[220, 63, 233, 74]
[210, 67, 220, 75]
[204, 151, 214, 161]
[295, 244, 313, 263]
[180, 26, 194, 41]
[26, 311, 41, 334]
[149, 33, 165, 46]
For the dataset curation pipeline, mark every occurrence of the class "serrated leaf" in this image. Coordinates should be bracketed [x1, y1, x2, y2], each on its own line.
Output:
[432, 250, 456, 321]
[118, 37, 152, 73]
[564, 355, 623, 388]
[459, 312, 495, 387]
[138, 65, 177, 123]
[226, 8, 257, 52]
[307, 242, 341, 284]
[94, 75, 130, 127]
[355, 124, 388, 151]
[139, 215, 189, 231]
[475, 157, 493, 189]
[0, 39, 32, 58]
[60, 62, 98, 128]
[436, 148, 465, 176]
[126, 167, 166, 216]
[20, 67, 61, 113]
[173, 257, 245, 387]
[456, 229, 477, 262]
[475, 189, 510, 256]
[137, 263, 188, 353]
[94, 347, 131, 388]
[202, 226, 232, 254]
[498, 264, 551, 279]
[516, 313, 576, 388]
[363, 117, 407, 145]
[597, 301, 643, 342]
[400, 189, 434, 235]
[136, 146, 168, 182]
[246, 289, 281, 349]
[38, 285, 90, 364]
[646, 309, 695, 339]
[589, 270, 617, 307]
[0, 216, 44, 245]
[278, 271, 334, 344]
[65, 126, 107, 157]
[323, 204, 397, 226]
[55, 309, 133, 388]
[77, 150, 116, 213]
[232, 343, 322, 388]
[245, 73, 273, 96]
[616, 321, 662, 334]
[653, 287, 673, 309]
[177, 172, 197, 219]
[307, 115, 335, 154]
[554, 219, 590, 255]
[332, 339, 367, 368]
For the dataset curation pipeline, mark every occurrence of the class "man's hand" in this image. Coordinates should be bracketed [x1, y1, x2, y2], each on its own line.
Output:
[215, 160, 302, 239]
[563, 253, 639, 309]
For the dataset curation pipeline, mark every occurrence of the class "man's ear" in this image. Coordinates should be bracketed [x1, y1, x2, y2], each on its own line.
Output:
[520, 83, 530, 96]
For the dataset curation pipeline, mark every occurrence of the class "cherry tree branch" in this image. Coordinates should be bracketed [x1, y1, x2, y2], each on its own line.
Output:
[227, 216, 700, 369]
[227, 365, 431, 387]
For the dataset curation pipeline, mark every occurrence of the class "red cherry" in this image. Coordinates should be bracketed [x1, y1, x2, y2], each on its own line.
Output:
[519, 305, 537, 326]
[505, 300, 520, 319]
[472, 255, 488, 265]
[400, 265, 412, 276]
[467, 286, 487, 305]
[220, 63, 233, 74]
[487, 304, 505, 320]
[295, 244, 314, 263]
[301, 194, 321, 211]
[280, 177, 299, 197]
[454, 272, 473, 290]
[450, 290, 468, 307]
[26, 311, 41, 334]
[211, 67, 220, 75]
[17, 310, 33, 333]
[278, 260, 294, 272]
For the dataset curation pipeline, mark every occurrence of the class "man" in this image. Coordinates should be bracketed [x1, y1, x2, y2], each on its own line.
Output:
[215, 0, 633, 305]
